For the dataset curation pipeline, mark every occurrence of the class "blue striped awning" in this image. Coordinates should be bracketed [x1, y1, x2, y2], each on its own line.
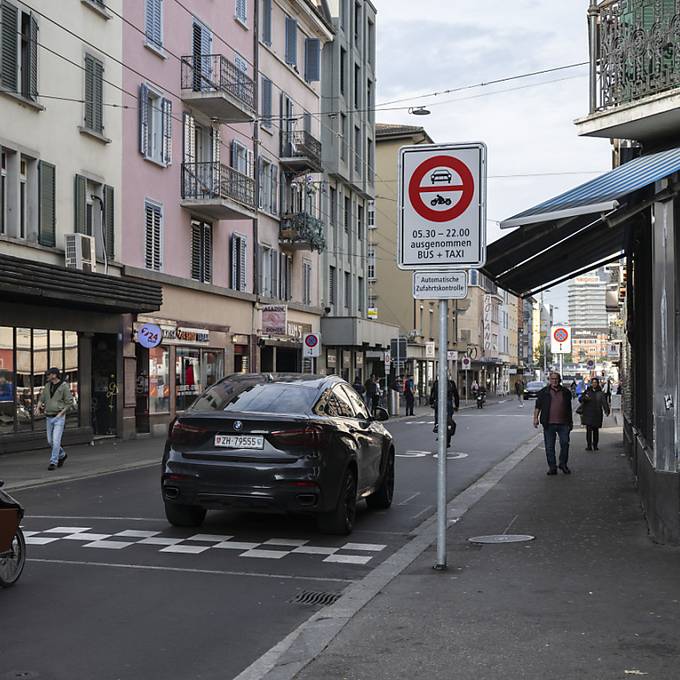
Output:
[500, 146, 680, 228]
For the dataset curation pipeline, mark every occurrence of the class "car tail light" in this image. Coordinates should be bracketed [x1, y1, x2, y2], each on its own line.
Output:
[269, 425, 328, 450]
[170, 421, 211, 447]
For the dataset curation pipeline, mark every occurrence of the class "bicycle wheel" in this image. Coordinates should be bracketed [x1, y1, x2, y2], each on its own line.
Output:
[0, 527, 26, 587]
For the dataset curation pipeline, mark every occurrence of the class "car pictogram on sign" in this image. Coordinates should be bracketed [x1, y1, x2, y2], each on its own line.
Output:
[430, 170, 452, 184]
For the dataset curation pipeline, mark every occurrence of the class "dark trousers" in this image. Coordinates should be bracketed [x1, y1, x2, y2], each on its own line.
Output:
[405, 393, 414, 415]
[543, 423, 570, 468]
[586, 426, 599, 449]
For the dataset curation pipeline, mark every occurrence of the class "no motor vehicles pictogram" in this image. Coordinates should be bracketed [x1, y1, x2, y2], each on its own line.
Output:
[408, 155, 475, 223]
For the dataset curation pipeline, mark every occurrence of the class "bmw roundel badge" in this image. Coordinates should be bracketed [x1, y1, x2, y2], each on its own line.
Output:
[233, 420, 243, 431]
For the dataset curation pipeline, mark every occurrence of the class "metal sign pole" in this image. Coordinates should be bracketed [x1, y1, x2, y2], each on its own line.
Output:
[435, 299, 448, 570]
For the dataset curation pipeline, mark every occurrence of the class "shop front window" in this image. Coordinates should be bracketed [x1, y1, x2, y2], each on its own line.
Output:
[149, 346, 170, 414]
[33, 330, 48, 432]
[176, 348, 201, 411]
[16, 328, 32, 432]
[202, 350, 224, 387]
[0, 327, 14, 435]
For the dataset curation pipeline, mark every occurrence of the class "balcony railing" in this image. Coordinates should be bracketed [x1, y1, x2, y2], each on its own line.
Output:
[280, 130, 322, 171]
[181, 162, 255, 210]
[181, 54, 255, 114]
[280, 211, 326, 252]
[589, 0, 680, 113]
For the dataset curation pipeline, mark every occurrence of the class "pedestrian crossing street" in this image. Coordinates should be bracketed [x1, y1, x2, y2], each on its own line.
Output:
[23, 525, 387, 565]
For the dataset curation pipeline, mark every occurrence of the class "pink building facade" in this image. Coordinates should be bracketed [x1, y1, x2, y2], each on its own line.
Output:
[121, 0, 258, 436]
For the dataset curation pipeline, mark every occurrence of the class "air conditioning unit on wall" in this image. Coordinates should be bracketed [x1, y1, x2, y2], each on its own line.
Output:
[65, 233, 96, 273]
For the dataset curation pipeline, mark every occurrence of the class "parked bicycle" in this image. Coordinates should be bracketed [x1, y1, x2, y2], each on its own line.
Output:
[0, 480, 26, 587]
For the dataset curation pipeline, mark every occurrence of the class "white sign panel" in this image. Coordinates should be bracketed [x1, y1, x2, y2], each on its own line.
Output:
[461, 356, 472, 370]
[413, 271, 468, 300]
[398, 143, 487, 270]
[425, 341, 436, 359]
[447, 350, 459, 361]
[303, 333, 321, 358]
[551, 325, 572, 354]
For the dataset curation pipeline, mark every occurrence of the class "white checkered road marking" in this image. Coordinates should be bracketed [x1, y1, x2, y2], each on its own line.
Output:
[23, 526, 387, 565]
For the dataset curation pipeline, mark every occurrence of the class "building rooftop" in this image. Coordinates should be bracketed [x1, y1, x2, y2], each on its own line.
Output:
[376, 123, 434, 143]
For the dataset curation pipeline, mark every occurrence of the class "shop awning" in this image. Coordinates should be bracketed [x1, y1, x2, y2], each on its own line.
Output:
[482, 147, 680, 297]
[0, 253, 163, 313]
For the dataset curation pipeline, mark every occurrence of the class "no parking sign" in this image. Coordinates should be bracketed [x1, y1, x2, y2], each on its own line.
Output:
[303, 333, 321, 358]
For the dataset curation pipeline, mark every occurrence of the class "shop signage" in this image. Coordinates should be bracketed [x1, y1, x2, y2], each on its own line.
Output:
[175, 327, 210, 344]
[136, 323, 162, 349]
[288, 321, 312, 341]
[367, 307, 378, 320]
[262, 305, 288, 336]
[232, 334, 249, 345]
[398, 142, 487, 270]
[303, 333, 321, 358]
[384, 350, 391, 370]
[425, 341, 436, 359]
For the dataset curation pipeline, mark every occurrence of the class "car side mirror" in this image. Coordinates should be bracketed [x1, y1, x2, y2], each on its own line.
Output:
[373, 407, 389, 422]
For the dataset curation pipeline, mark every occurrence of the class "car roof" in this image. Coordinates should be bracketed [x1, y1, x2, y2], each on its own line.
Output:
[217, 372, 345, 390]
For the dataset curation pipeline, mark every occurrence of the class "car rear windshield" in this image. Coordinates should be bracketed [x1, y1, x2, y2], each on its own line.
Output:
[189, 379, 317, 415]
[527, 382, 545, 389]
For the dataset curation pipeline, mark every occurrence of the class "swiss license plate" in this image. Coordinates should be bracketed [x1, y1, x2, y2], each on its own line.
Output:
[214, 434, 264, 450]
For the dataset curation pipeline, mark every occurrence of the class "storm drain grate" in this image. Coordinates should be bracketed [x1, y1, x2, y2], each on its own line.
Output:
[289, 590, 341, 607]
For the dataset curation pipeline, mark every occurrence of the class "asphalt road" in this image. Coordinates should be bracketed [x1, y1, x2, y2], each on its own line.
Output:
[1, 398, 536, 680]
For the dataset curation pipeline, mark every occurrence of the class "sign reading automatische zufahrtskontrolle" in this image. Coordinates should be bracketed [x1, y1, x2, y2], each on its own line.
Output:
[398, 143, 487, 270]
[413, 271, 468, 300]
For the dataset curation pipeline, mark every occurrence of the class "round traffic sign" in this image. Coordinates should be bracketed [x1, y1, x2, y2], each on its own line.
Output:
[553, 327, 569, 343]
[587, 359, 595, 368]
[408, 155, 475, 223]
[304, 334, 319, 349]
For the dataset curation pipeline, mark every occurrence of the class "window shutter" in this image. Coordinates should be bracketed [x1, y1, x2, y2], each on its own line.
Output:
[145, 0, 162, 47]
[257, 159, 264, 209]
[246, 149, 254, 177]
[162, 98, 172, 165]
[29, 14, 38, 99]
[261, 77, 272, 128]
[74, 174, 87, 234]
[271, 251, 278, 299]
[145, 204, 154, 269]
[239, 235, 247, 291]
[272, 165, 278, 214]
[304, 38, 320, 82]
[191, 221, 201, 280]
[0, 1, 18, 91]
[139, 84, 149, 156]
[103, 184, 114, 259]
[38, 161, 56, 247]
[183, 112, 195, 164]
[231, 234, 238, 289]
[203, 223, 212, 283]
[200, 25, 212, 84]
[154, 207, 162, 269]
[93, 58, 104, 133]
[262, 0, 272, 45]
[285, 17, 297, 66]
[84, 55, 94, 130]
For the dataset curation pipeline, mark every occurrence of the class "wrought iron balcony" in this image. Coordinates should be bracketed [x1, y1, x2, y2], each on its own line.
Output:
[589, 0, 680, 113]
[279, 211, 326, 252]
[181, 162, 255, 220]
[280, 130, 322, 173]
[181, 54, 255, 122]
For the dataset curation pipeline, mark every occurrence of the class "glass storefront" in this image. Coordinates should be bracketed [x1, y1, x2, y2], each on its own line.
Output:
[175, 347, 224, 412]
[0, 326, 79, 435]
[149, 346, 169, 414]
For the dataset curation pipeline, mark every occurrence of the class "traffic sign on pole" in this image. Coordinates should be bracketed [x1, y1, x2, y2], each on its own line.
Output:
[398, 143, 487, 270]
[303, 333, 321, 358]
[550, 325, 572, 354]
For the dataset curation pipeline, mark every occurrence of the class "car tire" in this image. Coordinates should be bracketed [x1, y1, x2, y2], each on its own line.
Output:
[317, 467, 357, 535]
[164, 502, 206, 528]
[366, 450, 394, 510]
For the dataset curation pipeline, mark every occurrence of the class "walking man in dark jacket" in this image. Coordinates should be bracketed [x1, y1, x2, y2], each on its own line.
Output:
[430, 376, 460, 447]
[533, 372, 573, 475]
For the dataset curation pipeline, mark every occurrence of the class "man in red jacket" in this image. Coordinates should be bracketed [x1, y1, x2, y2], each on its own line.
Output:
[533, 372, 574, 475]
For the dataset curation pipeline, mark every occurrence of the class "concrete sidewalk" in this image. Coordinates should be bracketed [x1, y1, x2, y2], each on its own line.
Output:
[293, 422, 680, 680]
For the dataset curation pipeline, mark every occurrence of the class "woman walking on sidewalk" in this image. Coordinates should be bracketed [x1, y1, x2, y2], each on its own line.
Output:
[578, 377, 610, 451]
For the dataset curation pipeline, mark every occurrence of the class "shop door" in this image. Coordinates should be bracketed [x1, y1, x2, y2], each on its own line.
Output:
[276, 347, 298, 372]
[135, 344, 150, 434]
[91, 333, 117, 436]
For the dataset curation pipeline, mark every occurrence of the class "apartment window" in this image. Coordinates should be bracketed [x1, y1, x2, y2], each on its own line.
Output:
[144, 0, 163, 49]
[344, 196, 351, 233]
[231, 140, 252, 176]
[367, 139, 374, 183]
[279, 252, 291, 301]
[340, 0, 346, 31]
[260, 76, 272, 128]
[303, 260, 312, 305]
[235, 0, 247, 26]
[367, 19, 375, 67]
[368, 200, 375, 229]
[260, 244, 274, 297]
[354, 1, 361, 45]
[191, 219, 212, 283]
[368, 293, 377, 311]
[144, 200, 163, 271]
[329, 186, 337, 226]
[0, 3, 37, 101]
[0, 152, 6, 234]
[19, 158, 26, 239]
[469, 269, 478, 286]
[261, 0, 272, 45]
[84, 54, 104, 135]
[258, 158, 278, 215]
[367, 79, 374, 122]
[344, 272, 351, 310]
[285, 16, 297, 67]
[340, 48, 346, 96]
[357, 204, 364, 240]
[329, 266, 337, 305]
[74, 174, 114, 259]
[354, 64, 361, 107]
[305, 38, 320, 83]
[339, 113, 347, 161]
[139, 84, 172, 166]
[367, 246, 376, 280]
[357, 277, 364, 313]
[231, 233, 247, 291]
[354, 126, 361, 173]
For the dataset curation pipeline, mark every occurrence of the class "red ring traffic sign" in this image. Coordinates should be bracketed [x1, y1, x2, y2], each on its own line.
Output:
[408, 155, 475, 223]
[553, 327, 569, 344]
[304, 334, 319, 349]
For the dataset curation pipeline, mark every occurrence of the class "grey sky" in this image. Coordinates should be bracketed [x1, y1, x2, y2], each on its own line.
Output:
[371, 0, 611, 319]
